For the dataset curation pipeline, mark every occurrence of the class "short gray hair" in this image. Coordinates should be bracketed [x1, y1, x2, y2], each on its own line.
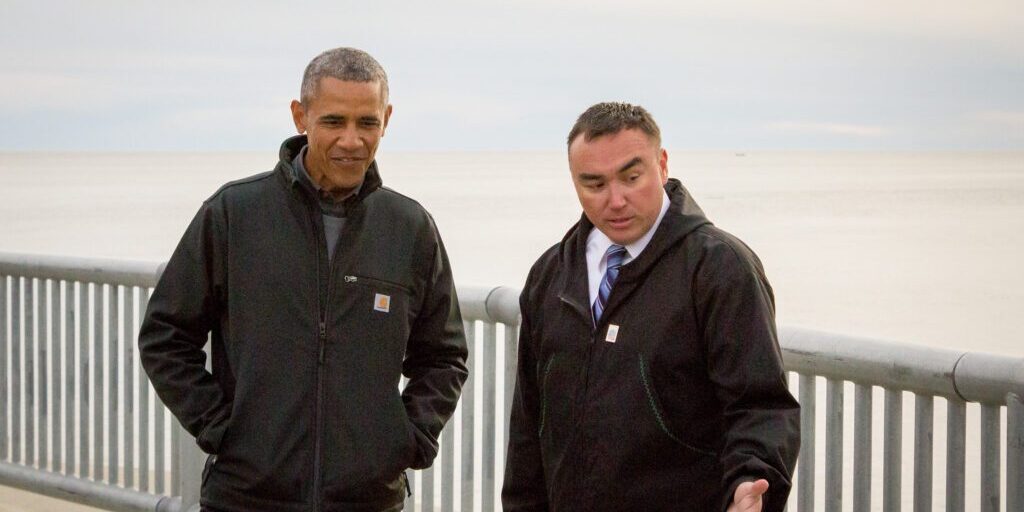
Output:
[567, 102, 661, 149]
[299, 47, 389, 105]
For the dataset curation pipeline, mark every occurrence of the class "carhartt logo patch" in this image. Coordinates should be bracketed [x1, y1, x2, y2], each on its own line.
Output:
[374, 293, 391, 313]
[605, 324, 619, 343]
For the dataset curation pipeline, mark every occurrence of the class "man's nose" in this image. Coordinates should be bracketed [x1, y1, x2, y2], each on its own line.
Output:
[335, 126, 361, 150]
[608, 184, 628, 209]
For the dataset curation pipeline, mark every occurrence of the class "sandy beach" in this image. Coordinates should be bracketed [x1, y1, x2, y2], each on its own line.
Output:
[0, 486, 103, 512]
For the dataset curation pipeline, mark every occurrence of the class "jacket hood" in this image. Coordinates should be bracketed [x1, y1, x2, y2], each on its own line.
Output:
[277, 134, 383, 204]
[616, 178, 712, 282]
[555, 178, 713, 309]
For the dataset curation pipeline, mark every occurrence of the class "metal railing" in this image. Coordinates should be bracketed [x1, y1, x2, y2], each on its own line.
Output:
[0, 253, 190, 512]
[1, 252, 1022, 512]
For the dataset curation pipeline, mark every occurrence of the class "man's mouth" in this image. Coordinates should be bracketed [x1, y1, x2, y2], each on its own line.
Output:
[331, 156, 365, 164]
[607, 217, 633, 228]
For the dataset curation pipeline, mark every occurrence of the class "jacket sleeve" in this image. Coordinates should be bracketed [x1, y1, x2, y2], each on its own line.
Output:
[501, 285, 550, 511]
[401, 223, 469, 469]
[138, 202, 231, 455]
[696, 242, 800, 512]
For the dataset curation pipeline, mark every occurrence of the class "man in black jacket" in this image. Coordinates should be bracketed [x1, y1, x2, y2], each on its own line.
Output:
[502, 103, 799, 512]
[139, 47, 468, 512]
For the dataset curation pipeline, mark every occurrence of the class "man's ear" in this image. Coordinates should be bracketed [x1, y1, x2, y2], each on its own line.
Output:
[290, 100, 307, 134]
[381, 104, 393, 137]
[658, 148, 669, 184]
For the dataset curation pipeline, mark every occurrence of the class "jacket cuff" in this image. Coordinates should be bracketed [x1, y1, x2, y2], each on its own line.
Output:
[408, 422, 438, 470]
[196, 411, 230, 454]
[721, 476, 758, 512]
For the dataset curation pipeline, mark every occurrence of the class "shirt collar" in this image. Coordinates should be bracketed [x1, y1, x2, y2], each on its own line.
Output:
[587, 189, 671, 262]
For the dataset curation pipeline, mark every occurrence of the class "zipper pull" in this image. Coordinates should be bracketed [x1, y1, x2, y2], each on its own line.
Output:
[344, 275, 357, 283]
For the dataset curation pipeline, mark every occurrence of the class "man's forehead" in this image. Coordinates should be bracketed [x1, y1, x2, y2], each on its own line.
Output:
[569, 131, 657, 172]
[315, 76, 381, 89]
[308, 78, 387, 106]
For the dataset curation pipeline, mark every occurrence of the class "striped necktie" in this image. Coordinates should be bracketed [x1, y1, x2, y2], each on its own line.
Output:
[593, 244, 627, 324]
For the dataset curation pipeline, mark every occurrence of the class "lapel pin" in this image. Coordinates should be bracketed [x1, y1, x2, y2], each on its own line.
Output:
[605, 324, 620, 343]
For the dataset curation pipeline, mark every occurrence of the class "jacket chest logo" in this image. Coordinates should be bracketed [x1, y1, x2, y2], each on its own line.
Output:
[374, 293, 391, 313]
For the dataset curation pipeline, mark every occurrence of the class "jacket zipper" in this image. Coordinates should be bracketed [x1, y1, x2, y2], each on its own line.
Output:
[308, 209, 336, 512]
[559, 294, 600, 505]
[343, 274, 412, 294]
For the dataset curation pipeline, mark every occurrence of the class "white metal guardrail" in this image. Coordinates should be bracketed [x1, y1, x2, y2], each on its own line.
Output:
[1, 252, 1022, 512]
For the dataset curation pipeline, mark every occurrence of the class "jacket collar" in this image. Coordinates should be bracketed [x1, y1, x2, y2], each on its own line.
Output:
[555, 178, 712, 318]
[276, 134, 383, 205]
[616, 178, 711, 283]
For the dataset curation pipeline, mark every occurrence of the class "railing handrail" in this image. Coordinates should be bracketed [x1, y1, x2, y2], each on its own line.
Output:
[0, 252, 161, 288]
[780, 327, 1024, 404]
[2, 251, 1021, 404]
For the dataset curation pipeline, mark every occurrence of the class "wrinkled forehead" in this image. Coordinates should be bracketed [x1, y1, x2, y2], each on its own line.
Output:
[569, 128, 660, 164]
[569, 127, 660, 154]
[308, 77, 389, 107]
[305, 79, 389, 115]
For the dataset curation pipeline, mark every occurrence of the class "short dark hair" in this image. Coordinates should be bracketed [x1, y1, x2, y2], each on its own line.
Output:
[566, 102, 661, 149]
[300, 47, 389, 105]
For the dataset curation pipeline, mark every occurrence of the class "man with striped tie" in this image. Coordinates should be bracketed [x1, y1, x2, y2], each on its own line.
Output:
[503, 103, 800, 512]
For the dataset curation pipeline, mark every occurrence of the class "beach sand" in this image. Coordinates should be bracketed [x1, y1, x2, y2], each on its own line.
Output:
[0, 486, 105, 512]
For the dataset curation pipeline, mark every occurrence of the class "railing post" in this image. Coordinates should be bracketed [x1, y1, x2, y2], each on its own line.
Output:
[1, 274, 8, 463]
[853, 384, 872, 512]
[1008, 393, 1023, 512]
[798, 373, 815, 512]
[945, 398, 966, 512]
[825, 379, 844, 512]
[883, 388, 902, 512]
[913, 395, 933, 512]
[980, 405, 1000, 512]
[174, 420, 203, 511]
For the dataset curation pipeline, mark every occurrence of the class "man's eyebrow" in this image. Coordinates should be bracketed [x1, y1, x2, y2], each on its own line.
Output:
[615, 157, 643, 174]
[319, 114, 344, 122]
[577, 157, 643, 181]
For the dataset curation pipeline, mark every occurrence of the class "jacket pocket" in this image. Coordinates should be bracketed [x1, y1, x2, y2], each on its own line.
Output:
[342, 274, 412, 294]
[336, 274, 413, 366]
[637, 354, 717, 457]
[201, 454, 217, 488]
[321, 387, 414, 505]
[404, 414, 423, 469]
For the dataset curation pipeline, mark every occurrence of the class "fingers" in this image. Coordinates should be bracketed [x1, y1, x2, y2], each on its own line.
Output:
[746, 479, 769, 496]
[729, 479, 769, 512]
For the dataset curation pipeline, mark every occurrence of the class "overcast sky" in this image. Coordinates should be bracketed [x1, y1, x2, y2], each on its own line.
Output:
[2, 0, 1022, 151]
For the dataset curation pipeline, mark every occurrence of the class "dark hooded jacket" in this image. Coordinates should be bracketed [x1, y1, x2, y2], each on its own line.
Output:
[139, 135, 468, 512]
[502, 179, 799, 512]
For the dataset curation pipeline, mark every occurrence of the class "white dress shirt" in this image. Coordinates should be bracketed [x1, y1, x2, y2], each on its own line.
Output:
[586, 190, 671, 308]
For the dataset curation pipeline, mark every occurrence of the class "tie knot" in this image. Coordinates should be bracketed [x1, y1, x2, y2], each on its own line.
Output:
[605, 244, 627, 270]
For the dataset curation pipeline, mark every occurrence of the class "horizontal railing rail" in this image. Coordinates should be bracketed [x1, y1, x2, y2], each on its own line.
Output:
[2, 252, 1022, 511]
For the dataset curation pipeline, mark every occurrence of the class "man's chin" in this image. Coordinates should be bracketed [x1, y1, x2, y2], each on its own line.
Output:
[600, 226, 641, 246]
[325, 168, 368, 183]
[316, 172, 364, 195]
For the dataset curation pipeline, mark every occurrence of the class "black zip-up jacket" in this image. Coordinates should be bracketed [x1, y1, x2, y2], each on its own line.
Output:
[502, 179, 799, 512]
[139, 136, 468, 512]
